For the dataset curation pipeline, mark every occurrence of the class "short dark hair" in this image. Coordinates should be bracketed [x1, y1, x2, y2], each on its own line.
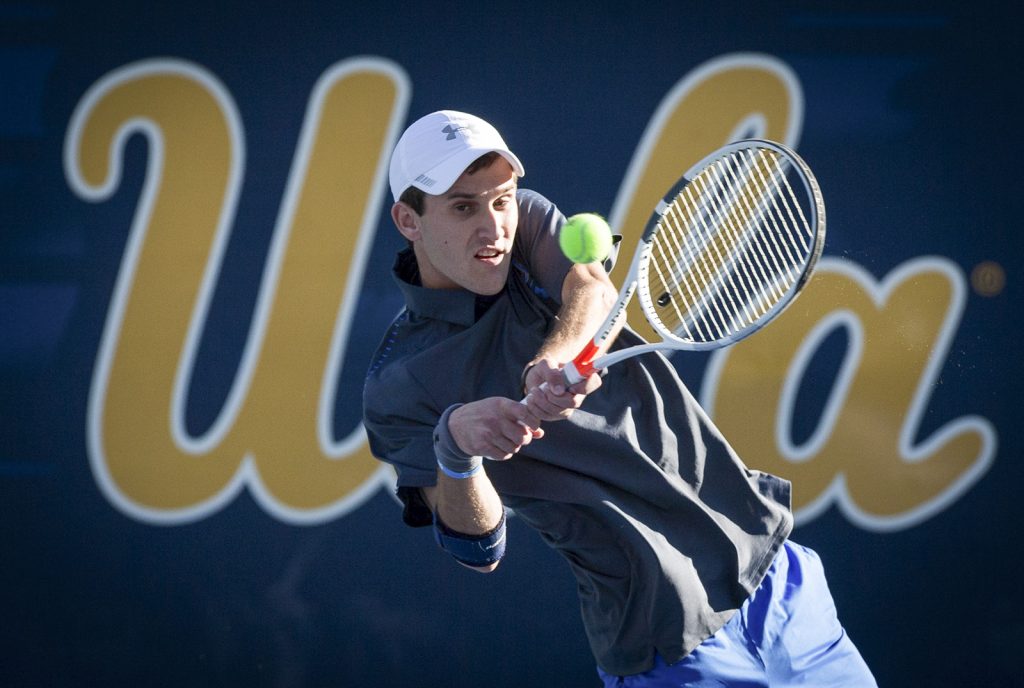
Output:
[398, 151, 505, 215]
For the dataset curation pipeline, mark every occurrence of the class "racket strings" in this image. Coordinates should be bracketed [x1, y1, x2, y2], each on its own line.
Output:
[744, 151, 809, 275]
[700, 156, 777, 320]
[651, 195, 724, 341]
[720, 152, 798, 308]
[649, 156, 772, 338]
[649, 158, 761, 342]
[646, 147, 815, 343]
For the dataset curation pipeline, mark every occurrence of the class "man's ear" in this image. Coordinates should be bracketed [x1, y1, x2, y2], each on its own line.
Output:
[391, 202, 421, 242]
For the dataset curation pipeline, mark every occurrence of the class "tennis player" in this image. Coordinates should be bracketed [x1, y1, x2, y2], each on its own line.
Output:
[363, 110, 876, 686]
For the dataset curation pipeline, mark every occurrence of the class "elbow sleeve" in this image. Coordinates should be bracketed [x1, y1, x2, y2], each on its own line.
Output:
[433, 510, 507, 568]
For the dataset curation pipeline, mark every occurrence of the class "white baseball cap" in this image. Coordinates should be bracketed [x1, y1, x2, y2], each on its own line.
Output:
[388, 110, 525, 202]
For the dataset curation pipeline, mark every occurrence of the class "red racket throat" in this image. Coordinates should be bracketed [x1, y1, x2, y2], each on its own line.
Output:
[564, 340, 602, 384]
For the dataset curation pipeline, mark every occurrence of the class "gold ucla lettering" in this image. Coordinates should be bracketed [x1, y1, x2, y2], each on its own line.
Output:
[68, 53, 993, 530]
[702, 258, 996, 530]
[66, 58, 410, 523]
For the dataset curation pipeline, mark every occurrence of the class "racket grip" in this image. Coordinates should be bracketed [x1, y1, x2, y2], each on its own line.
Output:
[520, 340, 600, 405]
[517, 375, 569, 411]
[521, 366, 576, 403]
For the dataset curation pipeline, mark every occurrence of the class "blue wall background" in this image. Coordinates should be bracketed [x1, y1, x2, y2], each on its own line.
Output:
[2, 1, 1020, 686]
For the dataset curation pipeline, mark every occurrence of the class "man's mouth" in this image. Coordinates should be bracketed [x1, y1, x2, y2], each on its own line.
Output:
[475, 247, 505, 262]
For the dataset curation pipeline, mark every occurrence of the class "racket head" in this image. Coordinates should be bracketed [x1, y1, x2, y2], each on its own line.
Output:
[635, 139, 825, 351]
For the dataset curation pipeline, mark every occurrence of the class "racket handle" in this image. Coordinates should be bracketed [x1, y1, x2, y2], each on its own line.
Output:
[517, 376, 566, 408]
[519, 340, 601, 406]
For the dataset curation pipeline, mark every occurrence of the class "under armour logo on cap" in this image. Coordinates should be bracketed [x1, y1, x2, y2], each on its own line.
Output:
[441, 124, 468, 140]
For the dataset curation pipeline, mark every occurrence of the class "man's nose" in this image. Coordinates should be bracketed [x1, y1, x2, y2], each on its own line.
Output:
[479, 208, 505, 239]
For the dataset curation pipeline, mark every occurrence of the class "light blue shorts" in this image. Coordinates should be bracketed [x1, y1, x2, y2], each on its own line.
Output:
[598, 541, 877, 687]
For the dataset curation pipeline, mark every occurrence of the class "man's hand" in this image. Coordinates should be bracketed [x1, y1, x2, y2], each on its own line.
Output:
[448, 397, 544, 460]
[522, 357, 602, 422]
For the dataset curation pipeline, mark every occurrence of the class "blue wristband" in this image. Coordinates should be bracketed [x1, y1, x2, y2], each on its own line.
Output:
[433, 404, 483, 479]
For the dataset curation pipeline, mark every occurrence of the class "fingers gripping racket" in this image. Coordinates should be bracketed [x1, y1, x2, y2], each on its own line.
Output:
[561, 139, 825, 385]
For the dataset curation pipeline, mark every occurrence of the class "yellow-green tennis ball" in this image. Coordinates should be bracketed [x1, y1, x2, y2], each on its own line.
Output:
[559, 213, 613, 264]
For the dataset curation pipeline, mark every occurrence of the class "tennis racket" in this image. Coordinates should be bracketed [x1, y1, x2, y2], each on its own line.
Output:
[560, 139, 825, 385]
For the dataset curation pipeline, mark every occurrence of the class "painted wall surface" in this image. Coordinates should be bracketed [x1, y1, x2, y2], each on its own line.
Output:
[2, 2, 1019, 686]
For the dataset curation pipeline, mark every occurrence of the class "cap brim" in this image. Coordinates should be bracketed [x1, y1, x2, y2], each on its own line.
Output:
[411, 147, 525, 196]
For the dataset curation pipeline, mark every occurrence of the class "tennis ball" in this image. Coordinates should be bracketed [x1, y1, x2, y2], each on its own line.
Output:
[559, 213, 613, 264]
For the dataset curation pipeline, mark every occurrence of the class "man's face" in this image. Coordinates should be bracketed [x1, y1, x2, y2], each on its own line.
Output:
[402, 158, 519, 295]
